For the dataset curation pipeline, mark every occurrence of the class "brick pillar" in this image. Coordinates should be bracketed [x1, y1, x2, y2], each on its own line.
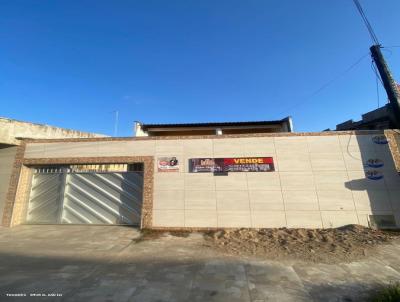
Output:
[1, 143, 26, 227]
[386, 130, 400, 173]
[10, 166, 34, 226]
[141, 157, 154, 228]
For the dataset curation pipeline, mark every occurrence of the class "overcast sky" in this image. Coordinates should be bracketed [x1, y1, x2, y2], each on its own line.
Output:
[1, 0, 400, 135]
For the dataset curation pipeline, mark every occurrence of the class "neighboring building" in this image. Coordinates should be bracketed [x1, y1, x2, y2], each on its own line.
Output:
[0, 117, 107, 223]
[336, 104, 395, 131]
[0, 117, 106, 146]
[134, 117, 293, 137]
[2, 123, 400, 230]
[336, 84, 400, 131]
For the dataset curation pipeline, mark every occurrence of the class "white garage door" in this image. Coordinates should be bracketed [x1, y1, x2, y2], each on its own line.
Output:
[26, 167, 144, 225]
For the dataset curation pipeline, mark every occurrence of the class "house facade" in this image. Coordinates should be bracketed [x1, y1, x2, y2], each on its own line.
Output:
[2, 122, 400, 229]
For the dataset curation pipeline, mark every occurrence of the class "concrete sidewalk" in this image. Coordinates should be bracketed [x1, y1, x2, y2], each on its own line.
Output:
[0, 225, 399, 302]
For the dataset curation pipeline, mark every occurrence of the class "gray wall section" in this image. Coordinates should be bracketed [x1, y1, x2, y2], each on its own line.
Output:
[0, 146, 17, 219]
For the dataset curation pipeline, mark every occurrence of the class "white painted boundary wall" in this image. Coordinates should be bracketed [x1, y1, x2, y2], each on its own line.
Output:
[0, 117, 107, 145]
[24, 133, 400, 228]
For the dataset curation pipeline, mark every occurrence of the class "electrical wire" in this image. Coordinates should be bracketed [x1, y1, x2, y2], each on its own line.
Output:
[277, 53, 369, 116]
[371, 60, 384, 86]
[352, 0, 380, 45]
[375, 70, 380, 108]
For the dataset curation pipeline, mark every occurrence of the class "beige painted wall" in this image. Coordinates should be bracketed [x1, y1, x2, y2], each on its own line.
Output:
[24, 133, 400, 229]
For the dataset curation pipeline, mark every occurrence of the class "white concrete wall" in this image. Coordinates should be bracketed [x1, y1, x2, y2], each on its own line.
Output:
[24, 133, 400, 228]
[0, 117, 107, 145]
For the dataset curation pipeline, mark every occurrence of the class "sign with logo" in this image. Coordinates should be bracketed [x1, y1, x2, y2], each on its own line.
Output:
[372, 135, 388, 145]
[158, 157, 179, 172]
[366, 170, 384, 180]
[365, 158, 384, 168]
[189, 157, 274, 173]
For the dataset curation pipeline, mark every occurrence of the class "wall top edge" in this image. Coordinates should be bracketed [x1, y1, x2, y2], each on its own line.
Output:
[21, 129, 400, 144]
[23, 156, 154, 166]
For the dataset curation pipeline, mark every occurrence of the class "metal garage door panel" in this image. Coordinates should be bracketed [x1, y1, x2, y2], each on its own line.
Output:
[62, 172, 143, 225]
[26, 173, 65, 223]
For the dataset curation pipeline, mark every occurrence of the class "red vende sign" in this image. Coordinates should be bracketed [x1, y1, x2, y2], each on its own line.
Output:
[223, 157, 274, 165]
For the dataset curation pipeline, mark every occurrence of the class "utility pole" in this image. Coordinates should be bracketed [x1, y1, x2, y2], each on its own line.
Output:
[113, 110, 119, 137]
[370, 45, 400, 128]
[352, 0, 400, 128]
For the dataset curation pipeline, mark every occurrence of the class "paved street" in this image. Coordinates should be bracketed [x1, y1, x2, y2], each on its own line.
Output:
[0, 225, 400, 302]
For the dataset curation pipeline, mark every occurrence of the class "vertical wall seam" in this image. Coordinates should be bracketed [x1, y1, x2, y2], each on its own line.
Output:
[380, 133, 396, 215]
[183, 163, 186, 228]
[211, 137, 219, 228]
[306, 137, 324, 228]
[339, 133, 361, 225]
[274, 137, 287, 227]
[245, 172, 252, 228]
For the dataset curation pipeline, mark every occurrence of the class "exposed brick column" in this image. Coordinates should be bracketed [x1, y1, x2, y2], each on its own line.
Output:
[10, 166, 34, 226]
[385, 130, 400, 172]
[141, 157, 154, 228]
[1, 143, 26, 227]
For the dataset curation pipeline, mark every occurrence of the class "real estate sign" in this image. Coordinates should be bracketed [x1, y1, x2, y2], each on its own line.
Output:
[189, 157, 274, 173]
[158, 157, 179, 172]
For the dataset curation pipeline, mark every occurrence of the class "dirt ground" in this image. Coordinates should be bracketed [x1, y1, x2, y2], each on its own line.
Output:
[2, 225, 400, 301]
[201, 225, 400, 264]
[137, 225, 400, 264]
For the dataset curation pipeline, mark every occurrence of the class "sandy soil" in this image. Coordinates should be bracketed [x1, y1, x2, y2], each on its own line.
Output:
[203, 225, 400, 264]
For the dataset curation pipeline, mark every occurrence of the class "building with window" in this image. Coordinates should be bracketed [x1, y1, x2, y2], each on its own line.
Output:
[134, 117, 293, 137]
